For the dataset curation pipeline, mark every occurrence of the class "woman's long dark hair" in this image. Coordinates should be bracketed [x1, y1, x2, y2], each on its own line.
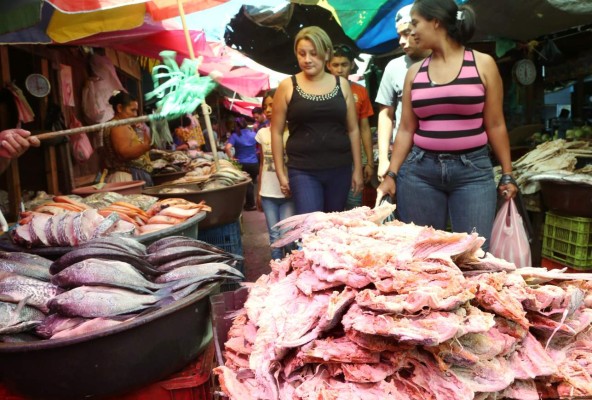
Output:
[233, 117, 249, 136]
[412, 0, 476, 45]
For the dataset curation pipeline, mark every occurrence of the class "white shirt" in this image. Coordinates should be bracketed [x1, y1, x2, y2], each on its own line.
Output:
[255, 127, 289, 198]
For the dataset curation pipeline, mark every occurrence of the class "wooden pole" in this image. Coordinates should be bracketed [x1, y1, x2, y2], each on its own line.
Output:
[177, 0, 220, 171]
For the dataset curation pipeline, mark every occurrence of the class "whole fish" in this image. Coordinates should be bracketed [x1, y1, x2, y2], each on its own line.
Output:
[78, 236, 147, 256]
[51, 317, 130, 340]
[36, 314, 87, 339]
[0, 258, 51, 281]
[155, 263, 244, 283]
[156, 254, 238, 272]
[51, 258, 166, 293]
[0, 332, 41, 343]
[146, 246, 234, 266]
[147, 236, 230, 255]
[0, 300, 46, 334]
[0, 251, 52, 268]
[48, 286, 170, 318]
[50, 247, 158, 276]
[0, 272, 61, 313]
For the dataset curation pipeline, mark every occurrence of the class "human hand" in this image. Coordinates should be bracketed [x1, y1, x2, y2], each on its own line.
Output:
[498, 182, 518, 200]
[256, 194, 263, 211]
[351, 168, 364, 195]
[0, 129, 39, 159]
[363, 164, 374, 184]
[375, 177, 396, 208]
[278, 175, 291, 198]
[377, 159, 389, 182]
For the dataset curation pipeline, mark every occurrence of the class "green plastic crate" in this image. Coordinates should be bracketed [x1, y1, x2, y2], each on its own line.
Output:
[542, 236, 592, 269]
[544, 212, 592, 246]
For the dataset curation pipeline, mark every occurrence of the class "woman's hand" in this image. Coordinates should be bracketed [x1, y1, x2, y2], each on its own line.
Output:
[278, 175, 291, 198]
[498, 182, 518, 200]
[363, 164, 374, 184]
[375, 176, 396, 208]
[256, 193, 263, 211]
[352, 167, 364, 195]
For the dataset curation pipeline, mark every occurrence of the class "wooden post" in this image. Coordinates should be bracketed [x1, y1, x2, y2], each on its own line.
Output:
[0, 46, 22, 220]
[40, 58, 60, 194]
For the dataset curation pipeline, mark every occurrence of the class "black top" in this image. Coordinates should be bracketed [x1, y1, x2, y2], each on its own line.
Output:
[286, 75, 352, 170]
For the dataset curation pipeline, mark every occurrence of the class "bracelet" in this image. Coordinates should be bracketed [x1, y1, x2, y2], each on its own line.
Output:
[498, 173, 517, 187]
[386, 170, 398, 181]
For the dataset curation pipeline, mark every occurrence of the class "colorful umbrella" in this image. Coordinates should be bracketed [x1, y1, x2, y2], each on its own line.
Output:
[0, 0, 228, 43]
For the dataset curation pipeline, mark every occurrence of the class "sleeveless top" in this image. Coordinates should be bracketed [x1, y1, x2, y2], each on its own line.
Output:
[103, 124, 153, 174]
[410, 49, 487, 152]
[286, 75, 352, 170]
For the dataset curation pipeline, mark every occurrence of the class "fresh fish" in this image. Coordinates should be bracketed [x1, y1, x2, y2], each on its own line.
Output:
[0, 251, 52, 268]
[0, 258, 51, 281]
[51, 258, 166, 293]
[50, 247, 158, 276]
[145, 246, 234, 266]
[48, 286, 170, 318]
[156, 254, 238, 272]
[0, 299, 46, 334]
[0, 272, 61, 313]
[147, 236, 230, 255]
[81, 236, 147, 256]
[51, 317, 130, 339]
[35, 314, 87, 339]
[75, 241, 146, 257]
[0, 332, 41, 343]
[155, 263, 244, 291]
[147, 238, 221, 255]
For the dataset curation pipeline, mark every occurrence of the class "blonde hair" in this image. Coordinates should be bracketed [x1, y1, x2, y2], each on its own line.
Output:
[293, 26, 333, 61]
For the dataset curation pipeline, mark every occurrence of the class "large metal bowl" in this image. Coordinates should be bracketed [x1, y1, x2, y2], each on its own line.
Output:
[143, 179, 250, 229]
[0, 282, 219, 400]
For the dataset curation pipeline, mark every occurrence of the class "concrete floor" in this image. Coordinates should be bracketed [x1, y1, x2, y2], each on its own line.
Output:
[240, 209, 272, 282]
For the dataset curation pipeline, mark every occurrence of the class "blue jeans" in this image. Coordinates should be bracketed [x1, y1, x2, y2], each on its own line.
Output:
[288, 165, 352, 214]
[396, 145, 496, 251]
[261, 196, 296, 260]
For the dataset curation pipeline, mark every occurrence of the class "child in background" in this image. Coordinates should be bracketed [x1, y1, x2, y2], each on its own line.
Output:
[256, 89, 295, 260]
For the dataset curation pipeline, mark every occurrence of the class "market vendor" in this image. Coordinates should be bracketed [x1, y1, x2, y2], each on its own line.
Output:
[0, 128, 40, 174]
[102, 91, 153, 186]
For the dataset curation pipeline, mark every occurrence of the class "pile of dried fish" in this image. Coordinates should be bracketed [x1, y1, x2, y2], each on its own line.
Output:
[215, 205, 592, 399]
[0, 235, 243, 341]
[495, 139, 592, 194]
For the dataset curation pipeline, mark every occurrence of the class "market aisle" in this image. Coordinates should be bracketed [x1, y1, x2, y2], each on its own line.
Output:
[241, 209, 272, 282]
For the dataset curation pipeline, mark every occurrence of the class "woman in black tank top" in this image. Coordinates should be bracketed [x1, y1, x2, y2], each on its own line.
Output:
[269, 26, 364, 214]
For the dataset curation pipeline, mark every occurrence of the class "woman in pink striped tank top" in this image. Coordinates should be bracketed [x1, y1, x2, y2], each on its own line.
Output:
[376, 0, 518, 251]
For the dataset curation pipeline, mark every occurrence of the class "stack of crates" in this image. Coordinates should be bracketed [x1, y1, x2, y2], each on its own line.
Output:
[542, 212, 592, 269]
[198, 220, 243, 291]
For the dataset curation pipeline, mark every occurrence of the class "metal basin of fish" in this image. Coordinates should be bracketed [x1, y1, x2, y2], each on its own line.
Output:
[143, 179, 250, 229]
[0, 282, 219, 400]
[0, 212, 206, 258]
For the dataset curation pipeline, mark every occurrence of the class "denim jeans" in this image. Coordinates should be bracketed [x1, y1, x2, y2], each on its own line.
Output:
[261, 196, 296, 260]
[241, 162, 259, 208]
[396, 145, 496, 251]
[288, 165, 352, 214]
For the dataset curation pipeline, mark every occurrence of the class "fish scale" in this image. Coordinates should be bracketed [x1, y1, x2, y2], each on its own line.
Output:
[0, 273, 61, 313]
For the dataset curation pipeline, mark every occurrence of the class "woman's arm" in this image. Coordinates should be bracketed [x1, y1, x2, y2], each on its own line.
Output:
[224, 140, 234, 159]
[111, 125, 150, 160]
[360, 116, 374, 183]
[376, 64, 419, 202]
[271, 78, 291, 195]
[476, 51, 517, 199]
[341, 77, 363, 194]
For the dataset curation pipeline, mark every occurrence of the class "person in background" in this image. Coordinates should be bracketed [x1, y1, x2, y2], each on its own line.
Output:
[252, 107, 269, 133]
[327, 43, 374, 209]
[256, 89, 296, 260]
[271, 26, 363, 215]
[225, 117, 259, 211]
[174, 114, 204, 151]
[103, 91, 153, 186]
[376, 4, 431, 181]
[376, 0, 518, 251]
[202, 116, 220, 153]
[0, 128, 40, 174]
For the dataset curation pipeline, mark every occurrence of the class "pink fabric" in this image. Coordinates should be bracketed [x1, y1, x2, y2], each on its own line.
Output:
[414, 133, 488, 152]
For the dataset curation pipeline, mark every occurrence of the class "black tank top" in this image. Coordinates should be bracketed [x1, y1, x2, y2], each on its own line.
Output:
[286, 75, 352, 170]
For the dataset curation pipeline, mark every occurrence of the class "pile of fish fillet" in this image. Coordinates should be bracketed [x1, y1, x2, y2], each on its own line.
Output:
[215, 205, 592, 399]
[0, 235, 242, 340]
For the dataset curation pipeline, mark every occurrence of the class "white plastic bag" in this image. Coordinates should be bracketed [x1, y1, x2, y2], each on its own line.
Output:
[490, 199, 532, 268]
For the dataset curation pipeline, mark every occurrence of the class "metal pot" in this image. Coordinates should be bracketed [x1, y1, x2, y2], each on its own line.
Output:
[0, 282, 219, 399]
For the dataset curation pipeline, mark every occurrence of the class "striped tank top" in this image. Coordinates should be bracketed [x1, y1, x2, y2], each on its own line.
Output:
[410, 49, 487, 152]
